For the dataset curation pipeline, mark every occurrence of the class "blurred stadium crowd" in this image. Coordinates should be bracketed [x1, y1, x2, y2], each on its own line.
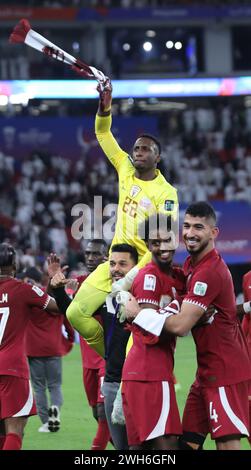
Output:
[4, 1, 251, 6]
[1, 100, 251, 272]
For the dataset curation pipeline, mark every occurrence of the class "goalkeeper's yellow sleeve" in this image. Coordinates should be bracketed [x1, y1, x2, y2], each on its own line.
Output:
[95, 114, 129, 172]
[66, 282, 107, 357]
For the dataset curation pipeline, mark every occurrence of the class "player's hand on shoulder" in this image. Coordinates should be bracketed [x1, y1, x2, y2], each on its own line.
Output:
[195, 304, 218, 326]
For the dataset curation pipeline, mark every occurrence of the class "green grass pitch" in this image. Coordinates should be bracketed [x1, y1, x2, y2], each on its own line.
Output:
[22, 336, 250, 450]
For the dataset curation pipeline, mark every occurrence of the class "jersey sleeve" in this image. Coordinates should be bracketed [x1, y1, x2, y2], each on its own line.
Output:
[183, 268, 222, 311]
[95, 114, 131, 172]
[132, 269, 162, 307]
[22, 283, 50, 310]
[156, 186, 178, 217]
[155, 186, 179, 247]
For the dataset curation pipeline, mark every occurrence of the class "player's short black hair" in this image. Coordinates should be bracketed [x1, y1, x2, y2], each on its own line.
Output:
[139, 214, 172, 242]
[111, 243, 138, 264]
[86, 239, 108, 253]
[185, 202, 217, 224]
[0, 243, 16, 267]
[18, 266, 43, 284]
[136, 134, 161, 155]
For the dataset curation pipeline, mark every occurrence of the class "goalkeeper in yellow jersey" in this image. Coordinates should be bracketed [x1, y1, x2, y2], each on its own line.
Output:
[66, 80, 178, 357]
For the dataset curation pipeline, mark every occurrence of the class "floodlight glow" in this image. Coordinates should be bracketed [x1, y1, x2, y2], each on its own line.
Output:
[166, 41, 174, 49]
[175, 41, 182, 50]
[122, 43, 131, 51]
[146, 30, 156, 38]
[72, 42, 80, 52]
[9, 93, 29, 105]
[143, 41, 152, 52]
[0, 95, 8, 106]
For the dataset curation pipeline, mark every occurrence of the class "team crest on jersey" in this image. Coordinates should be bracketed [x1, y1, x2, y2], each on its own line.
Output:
[193, 281, 208, 296]
[143, 274, 156, 291]
[32, 285, 44, 297]
[164, 200, 174, 211]
[130, 185, 141, 198]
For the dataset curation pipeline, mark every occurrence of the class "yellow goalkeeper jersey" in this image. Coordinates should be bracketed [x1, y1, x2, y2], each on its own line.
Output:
[85, 114, 178, 292]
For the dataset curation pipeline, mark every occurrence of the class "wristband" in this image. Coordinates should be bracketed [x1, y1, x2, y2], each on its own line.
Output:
[52, 287, 71, 315]
[243, 301, 251, 314]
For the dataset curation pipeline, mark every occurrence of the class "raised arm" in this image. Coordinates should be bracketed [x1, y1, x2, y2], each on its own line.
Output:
[95, 79, 129, 172]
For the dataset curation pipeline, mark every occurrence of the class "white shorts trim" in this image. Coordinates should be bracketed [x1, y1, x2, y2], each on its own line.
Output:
[219, 386, 249, 436]
[146, 381, 170, 440]
[13, 380, 34, 417]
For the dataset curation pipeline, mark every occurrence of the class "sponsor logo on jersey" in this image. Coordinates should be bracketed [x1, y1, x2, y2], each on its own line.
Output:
[139, 197, 152, 209]
[32, 285, 44, 297]
[193, 281, 208, 296]
[164, 200, 174, 211]
[143, 274, 156, 291]
[212, 425, 222, 433]
[130, 185, 141, 198]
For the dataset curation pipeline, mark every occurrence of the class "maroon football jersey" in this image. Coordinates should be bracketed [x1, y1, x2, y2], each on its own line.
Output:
[0, 278, 49, 379]
[25, 307, 74, 357]
[122, 261, 186, 382]
[183, 249, 251, 387]
[242, 270, 251, 351]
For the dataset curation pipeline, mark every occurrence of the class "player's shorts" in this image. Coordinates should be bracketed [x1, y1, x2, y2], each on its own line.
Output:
[0, 375, 36, 419]
[182, 379, 250, 440]
[83, 367, 105, 407]
[248, 383, 251, 444]
[122, 380, 182, 446]
[83, 261, 112, 293]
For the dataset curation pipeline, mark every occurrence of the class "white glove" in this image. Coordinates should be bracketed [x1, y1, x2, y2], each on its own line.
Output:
[111, 388, 125, 426]
[116, 291, 131, 323]
[111, 266, 139, 294]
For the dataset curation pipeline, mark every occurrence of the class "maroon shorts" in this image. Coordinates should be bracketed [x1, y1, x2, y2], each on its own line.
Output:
[122, 380, 182, 446]
[0, 375, 36, 419]
[182, 379, 250, 439]
[247, 384, 251, 444]
[83, 367, 105, 407]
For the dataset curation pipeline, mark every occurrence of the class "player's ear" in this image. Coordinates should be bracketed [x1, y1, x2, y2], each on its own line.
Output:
[212, 226, 219, 240]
